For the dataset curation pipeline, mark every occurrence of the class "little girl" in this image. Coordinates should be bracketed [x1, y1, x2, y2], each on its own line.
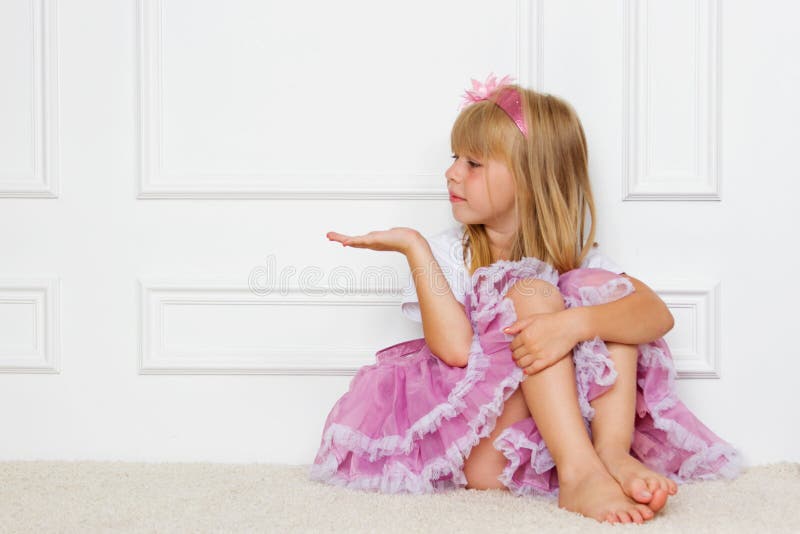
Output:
[310, 75, 742, 524]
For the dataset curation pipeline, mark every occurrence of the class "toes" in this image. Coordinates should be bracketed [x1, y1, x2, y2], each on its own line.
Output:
[648, 488, 669, 513]
[604, 512, 618, 524]
[616, 511, 633, 524]
[646, 477, 660, 494]
[628, 509, 645, 524]
[649, 474, 678, 496]
[629, 478, 653, 503]
[636, 504, 655, 520]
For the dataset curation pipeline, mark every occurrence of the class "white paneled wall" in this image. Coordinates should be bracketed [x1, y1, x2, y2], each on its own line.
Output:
[0, 0, 58, 196]
[0, 0, 797, 465]
[623, 0, 721, 200]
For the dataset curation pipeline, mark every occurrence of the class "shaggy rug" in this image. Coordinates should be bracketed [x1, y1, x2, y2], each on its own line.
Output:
[0, 461, 797, 533]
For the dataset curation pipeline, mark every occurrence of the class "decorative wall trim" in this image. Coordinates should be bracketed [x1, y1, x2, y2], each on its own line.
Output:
[138, 275, 720, 379]
[622, 0, 721, 201]
[516, 0, 543, 89]
[653, 278, 721, 378]
[136, 0, 535, 199]
[0, 277, 60, 373]
[0, 0, 59, 198]
[138, 278, 407, 375]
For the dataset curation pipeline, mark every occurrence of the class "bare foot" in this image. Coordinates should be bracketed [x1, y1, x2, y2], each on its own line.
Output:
[597, 450, 678, 513]
[558, 463, 657, 524]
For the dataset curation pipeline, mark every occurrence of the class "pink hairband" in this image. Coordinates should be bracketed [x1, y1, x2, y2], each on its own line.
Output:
[459, 73, 528, 139]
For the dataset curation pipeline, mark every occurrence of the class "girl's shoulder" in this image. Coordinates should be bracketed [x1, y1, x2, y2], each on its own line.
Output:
[426, 223, 465, 244]
[580, 243, 624, 274]
[399, 224, 469, 323]
[424, 224, 467, 268]
[424, 228, 623, 275]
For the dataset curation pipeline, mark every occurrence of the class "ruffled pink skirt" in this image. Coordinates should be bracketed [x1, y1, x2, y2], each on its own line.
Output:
[308, 257, 742, 497]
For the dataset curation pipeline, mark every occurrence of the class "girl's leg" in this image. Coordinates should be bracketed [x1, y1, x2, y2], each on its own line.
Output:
[589, 342, 678, 511]
[462, 388, 532, 490]
[506, 278, 655, 525]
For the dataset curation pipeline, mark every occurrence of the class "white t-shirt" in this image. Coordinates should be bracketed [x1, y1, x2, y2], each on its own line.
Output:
[400, 224, 625, 323]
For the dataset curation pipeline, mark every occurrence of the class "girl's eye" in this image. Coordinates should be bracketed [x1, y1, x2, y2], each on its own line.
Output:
[451, 154, 482, 168]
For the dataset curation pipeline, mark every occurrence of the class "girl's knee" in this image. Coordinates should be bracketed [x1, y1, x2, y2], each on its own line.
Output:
[558, 268, 632, 303]
[559, 267, 625, 288]
[507, 278, 565, 314]
[604, 341, 638, 359]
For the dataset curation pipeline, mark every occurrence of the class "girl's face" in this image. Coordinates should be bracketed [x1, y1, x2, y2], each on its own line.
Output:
[445, 154, 517, 228]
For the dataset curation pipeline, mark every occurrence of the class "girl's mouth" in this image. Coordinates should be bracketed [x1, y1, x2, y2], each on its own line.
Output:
[449, 194, 465, 202]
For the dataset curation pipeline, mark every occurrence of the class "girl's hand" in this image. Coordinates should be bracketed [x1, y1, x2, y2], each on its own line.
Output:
[503, 308, 583, 375]
[327, 227, 422, 255]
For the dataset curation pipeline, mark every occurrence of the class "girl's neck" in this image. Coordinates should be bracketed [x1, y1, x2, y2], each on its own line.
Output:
[486, 226, 516, 262]
[490, 246, 511, 263]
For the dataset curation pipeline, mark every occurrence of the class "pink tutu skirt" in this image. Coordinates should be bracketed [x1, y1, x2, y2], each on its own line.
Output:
[308, 257, 742, 497]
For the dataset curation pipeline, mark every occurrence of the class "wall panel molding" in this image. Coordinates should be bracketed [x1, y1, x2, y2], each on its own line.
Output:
[0, 277, 60, 373]
[622, 0, 721, 201]
[653, 278, 721, 378]
[0, 0, 59, 198]
[136, 0, 536, 199]
[515, 0, 542, 89]
[138, 278, 409, 375]
[137, 275, 721, 379]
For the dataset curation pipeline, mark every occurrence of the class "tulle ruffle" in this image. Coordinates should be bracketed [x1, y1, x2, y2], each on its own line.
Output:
[309, 260, 743, 497]
[492, 268, 742, 497]
[309, 256, 558, 493]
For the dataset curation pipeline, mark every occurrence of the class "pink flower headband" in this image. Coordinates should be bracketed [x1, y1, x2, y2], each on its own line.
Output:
[459, 73, 528, 139]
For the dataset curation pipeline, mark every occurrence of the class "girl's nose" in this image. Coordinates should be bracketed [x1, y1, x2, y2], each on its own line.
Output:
[445, 162, 461, 183]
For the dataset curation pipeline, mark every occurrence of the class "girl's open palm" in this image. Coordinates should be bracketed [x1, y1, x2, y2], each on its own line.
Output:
[327, 227, 420, 255]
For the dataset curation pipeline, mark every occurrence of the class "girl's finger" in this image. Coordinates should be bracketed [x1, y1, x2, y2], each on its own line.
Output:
[531, 359, 549, 373]
[328, 232, 367, 247]
[527, 354, 545, 369]
[525, 361, 543, 375]
[327, 232, 350, 243]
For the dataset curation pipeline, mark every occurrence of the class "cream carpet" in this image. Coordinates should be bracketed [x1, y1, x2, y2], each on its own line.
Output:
[0, 461, 797, 533]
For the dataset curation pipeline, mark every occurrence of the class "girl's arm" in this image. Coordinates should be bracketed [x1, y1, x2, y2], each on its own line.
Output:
[406, 234, 474, 367]
[568, 273, 674, 345]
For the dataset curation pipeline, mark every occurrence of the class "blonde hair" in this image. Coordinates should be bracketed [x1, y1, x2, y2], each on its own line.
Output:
[451, 85, 599, 275]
